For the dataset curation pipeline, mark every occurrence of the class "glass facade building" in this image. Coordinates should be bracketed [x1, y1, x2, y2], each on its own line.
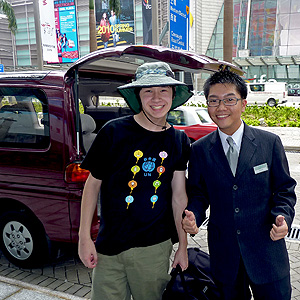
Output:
[206, 0, 300, 88]
[1, 0, 299, 88]
[0, 0, 146, 71]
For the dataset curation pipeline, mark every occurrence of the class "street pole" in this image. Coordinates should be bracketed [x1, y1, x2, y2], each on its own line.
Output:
[152, 0, 159, 45]
[223, 0, 233, 63]
[11, 34, 16, 72]
[33, 0, 44, 70]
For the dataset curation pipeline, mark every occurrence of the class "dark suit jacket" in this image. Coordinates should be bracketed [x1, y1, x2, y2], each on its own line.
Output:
[187, 123, 297, 285]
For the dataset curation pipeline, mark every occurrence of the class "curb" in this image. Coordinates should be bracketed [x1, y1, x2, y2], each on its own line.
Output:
[0, 275, 87, 300]
[285, 146, 300, 152]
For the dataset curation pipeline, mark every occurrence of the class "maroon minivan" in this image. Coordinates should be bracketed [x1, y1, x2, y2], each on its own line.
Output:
[0, 45, 242, 268]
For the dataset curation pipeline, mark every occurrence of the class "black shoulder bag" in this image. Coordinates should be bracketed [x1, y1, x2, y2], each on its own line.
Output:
[162, 248, 221, 300]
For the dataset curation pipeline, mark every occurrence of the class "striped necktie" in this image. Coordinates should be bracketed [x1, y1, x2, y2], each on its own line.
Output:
[226, 136, 238, 176]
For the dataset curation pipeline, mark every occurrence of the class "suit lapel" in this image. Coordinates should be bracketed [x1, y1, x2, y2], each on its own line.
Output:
[236, 124, 257, 178]
[208, 124, 257, 178]
[209, 131, 233, 176]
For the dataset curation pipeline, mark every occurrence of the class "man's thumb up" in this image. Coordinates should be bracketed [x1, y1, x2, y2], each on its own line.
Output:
[270, 215, 288, 241]
[275, 215, 285, 227]
[185, 209, 195, 220]
[182, 209, 198, 235]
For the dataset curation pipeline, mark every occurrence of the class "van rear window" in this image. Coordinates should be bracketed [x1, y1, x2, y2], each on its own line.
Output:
[0, 88, 50, 149]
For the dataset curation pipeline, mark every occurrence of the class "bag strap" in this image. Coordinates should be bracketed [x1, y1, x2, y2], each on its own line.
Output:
[173, 265, 190, 300]
[174, 265, 210, 300]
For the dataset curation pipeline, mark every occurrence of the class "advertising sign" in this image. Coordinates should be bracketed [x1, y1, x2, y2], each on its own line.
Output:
[53, 0, 79, 63]
[39, 0, 59, 63]
[170, 0, 189, 50]
[95, 0, 135, 49]
[142, 0, 152, 44]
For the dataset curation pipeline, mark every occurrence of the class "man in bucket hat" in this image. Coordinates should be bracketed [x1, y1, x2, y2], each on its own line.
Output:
[78, 61, 193, 300]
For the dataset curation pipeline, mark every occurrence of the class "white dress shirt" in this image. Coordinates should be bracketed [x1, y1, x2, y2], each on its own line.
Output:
[218, 121, 244, 156]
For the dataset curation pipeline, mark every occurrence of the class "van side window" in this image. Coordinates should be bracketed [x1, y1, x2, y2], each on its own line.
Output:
[0, 88, 50, 149]
[250, 84, 265, 92]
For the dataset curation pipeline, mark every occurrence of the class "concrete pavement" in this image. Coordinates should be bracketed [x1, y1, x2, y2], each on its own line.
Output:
[256, 126, 300, 151]
[0, 126, 299, 299]
[0, 275, 85, 300]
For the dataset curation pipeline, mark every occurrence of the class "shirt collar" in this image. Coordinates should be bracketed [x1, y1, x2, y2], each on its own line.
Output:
[218, 121, 244, 153]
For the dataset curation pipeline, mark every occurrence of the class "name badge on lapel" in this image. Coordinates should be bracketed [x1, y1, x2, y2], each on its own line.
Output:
[253, 163, 268, 174]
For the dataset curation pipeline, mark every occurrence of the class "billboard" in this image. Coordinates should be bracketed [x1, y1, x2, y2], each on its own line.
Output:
[170, 0, 190, 50]
[53, 0, 79, 63]
[95, 0, 135, 49]
[39, 0, 59, 63]
[142, 0, 152, 44]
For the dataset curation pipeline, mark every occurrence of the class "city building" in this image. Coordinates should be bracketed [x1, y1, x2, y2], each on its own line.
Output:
[205, 0, 300, 88]
[0, 0, 299, 89]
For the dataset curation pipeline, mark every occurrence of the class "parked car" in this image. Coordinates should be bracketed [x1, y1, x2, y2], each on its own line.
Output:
[288, 88, 300, 97]
[0, 45, 242, 268]
[168, 106, 217, 142]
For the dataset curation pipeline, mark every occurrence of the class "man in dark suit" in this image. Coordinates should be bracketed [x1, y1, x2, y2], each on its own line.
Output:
[182, 70, 297, 300]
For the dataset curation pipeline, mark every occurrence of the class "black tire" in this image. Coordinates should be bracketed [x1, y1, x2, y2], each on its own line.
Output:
[0, 211, 49, 268]
[267, 98, 277, 107]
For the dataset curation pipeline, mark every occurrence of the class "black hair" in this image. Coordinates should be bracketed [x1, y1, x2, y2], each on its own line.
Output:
[203, 70, 248, 99]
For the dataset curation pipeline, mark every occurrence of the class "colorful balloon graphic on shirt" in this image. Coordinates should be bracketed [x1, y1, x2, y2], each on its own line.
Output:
[153, 180, 161, 193]
[159, 151, 168, 164]
[151, 195, 158, 208]
[126, 150, 168, 209]
[134, 150, 143, 163]
[128, 180, 137, 192]
[157, 166, 165, 178]
[125, 195, 134, 209]
[131, 165, 140, 178]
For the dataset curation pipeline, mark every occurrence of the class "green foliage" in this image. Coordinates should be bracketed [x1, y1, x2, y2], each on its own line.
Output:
[79, 100, 300, 127]
[185, 102, 300, 127]
[89, 0, 94, 9]
[109, 0, 121, 18]
[241, 105, 300, 127]
[0, 0, 17, 35]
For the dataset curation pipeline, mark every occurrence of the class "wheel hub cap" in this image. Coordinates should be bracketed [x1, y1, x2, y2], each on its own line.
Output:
[3, 221, 33, 260]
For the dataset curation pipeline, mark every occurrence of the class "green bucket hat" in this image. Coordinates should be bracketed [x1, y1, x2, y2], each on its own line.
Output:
[118, 62, 193, 114]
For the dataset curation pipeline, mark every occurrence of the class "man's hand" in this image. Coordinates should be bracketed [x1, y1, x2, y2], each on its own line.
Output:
[182, 209, 199, 235]
[270, 215, 288, 241]
[78, 237, 98, 269]
[172, 247, 188, 271]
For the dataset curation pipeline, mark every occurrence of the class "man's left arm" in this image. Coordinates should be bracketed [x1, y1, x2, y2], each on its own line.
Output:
[270, 136, 297, 240]
[171, 170, 188, 270]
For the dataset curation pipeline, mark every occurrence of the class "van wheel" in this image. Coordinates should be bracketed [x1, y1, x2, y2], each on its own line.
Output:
[267, 98, 277, 107]
[0, 211, 49, 268]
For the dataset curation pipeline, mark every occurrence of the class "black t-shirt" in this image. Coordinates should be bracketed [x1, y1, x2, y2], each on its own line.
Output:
[81, 115, 190, 255]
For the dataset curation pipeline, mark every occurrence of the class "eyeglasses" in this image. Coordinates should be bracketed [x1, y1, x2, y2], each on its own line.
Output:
[207, 97, 242, 107]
